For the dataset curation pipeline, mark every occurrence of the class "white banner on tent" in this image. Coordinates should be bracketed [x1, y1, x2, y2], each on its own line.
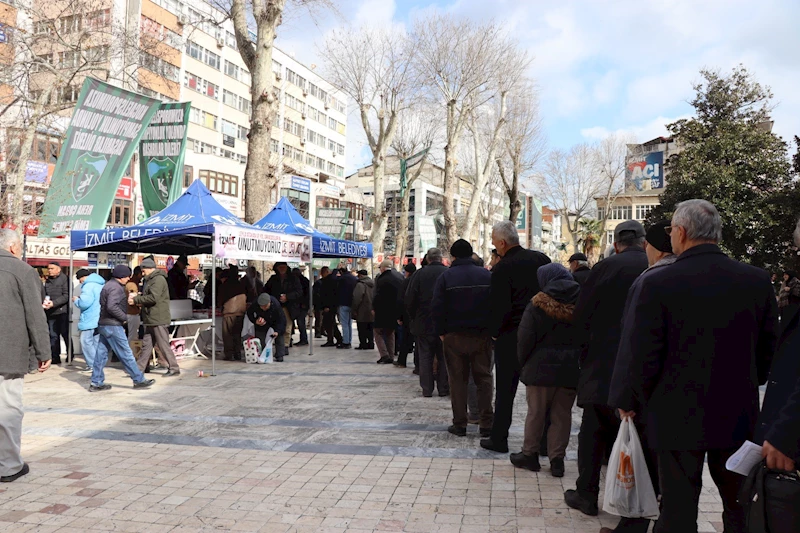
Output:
[214, 225, 310, 262]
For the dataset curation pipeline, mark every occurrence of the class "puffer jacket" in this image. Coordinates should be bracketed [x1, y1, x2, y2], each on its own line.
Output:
[351, 276, 375, 322]
[134, 269, 172, 326]
[99, 279, 129, 327]
[517, 279, 582, 388]
[74, 273, 105, 331]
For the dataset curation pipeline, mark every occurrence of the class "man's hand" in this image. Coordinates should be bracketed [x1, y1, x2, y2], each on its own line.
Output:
[763, 440, 796, 471]
[72, 296, 78, 302]
[38, 360, 51, 373]
[270, 332, 278, 338]
[256, 318, 266, 326]
[618, 409, 636, 420]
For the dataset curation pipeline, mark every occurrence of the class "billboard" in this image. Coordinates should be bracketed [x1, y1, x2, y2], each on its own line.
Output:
[38, 78, 161, 236]
[626, 151, 664, 191]
[316, 207, 349, 237]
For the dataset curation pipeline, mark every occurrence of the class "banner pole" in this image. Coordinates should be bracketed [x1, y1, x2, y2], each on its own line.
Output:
[211, 234, 217, 376]
[68, 247, 73, 364]
[309, 245, 314, 357]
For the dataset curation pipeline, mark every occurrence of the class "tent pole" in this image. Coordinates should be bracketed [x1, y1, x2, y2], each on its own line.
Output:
[211, 236, 217, 376]
[68, 248, 73, 364]
[309, 246, 314, 357]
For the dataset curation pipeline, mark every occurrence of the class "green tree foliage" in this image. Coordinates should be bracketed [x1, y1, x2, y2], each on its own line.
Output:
[648, 66, 799, 269]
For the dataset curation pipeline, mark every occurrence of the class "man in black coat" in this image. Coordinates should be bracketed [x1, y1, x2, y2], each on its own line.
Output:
[373, 260, 403, 364]
[563, 219, 649, 517]
[395, 263, 416, 368]
[406, 248, 449, 397]
[292, 267, 310, 347]
[265, 262, 303, 352]
[567, 252, 592, 286]
[481, 221, 551, 453]
[623, 200, 777, 533]
[43, 261, 71, 364]
[246, 293, 286, 361]
[319, 267, 342, 347]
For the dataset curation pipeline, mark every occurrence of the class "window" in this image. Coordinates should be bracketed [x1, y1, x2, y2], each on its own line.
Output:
[137, 84, 176, 102]
[183, 165, 194, 187]
[285, 69, 306, 91]
[597, 207, 605, 221]
[237, 125, 249, 142]
[204, 49, 220, 70]
[285, 93, 305, 114]
[316, 196, 339, 208]
[279, 188, 310, 218]
[283, 118, 304, 138]
[224, 60, 239, 79]
[221, 119, 237, 137]
[34, 21, 52, 35]
[606, 230, 615, 247]
[222, 89, 237, 108]
[57, 86, 80, 104]
[270, 139, 279, 153]
[609, 205, 632, 220]
[225, 31, 237, 49]
[107, 199, 133, 226]
[141, 16, 181, 47]
[199, 171, 239, 197]
[635, 204, 657, 220]
[272, 60, 282, 75]
[238, 96, 251, 115]
[203, 112, 217, 130]
[328, 117, 337, 130]
[141, 52, 179, 82]
[189, 108, 217, 130]
[186, 41, 203, 61]
[58, 14, 82, 34]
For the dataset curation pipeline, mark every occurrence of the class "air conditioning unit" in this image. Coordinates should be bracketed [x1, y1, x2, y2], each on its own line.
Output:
[302, 88, 308, 97]
[324, 100, 330, 110]
[300, 136, 306, 145]
[301, 112, 306, 119]
[332, 151, 336, 158]
[216, 38, 224, 48]
[275, 71, 282, 80]
[178, 14, 188, 26]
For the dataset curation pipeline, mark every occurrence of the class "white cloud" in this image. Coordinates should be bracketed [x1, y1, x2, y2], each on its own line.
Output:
[580, 115, 692, 144]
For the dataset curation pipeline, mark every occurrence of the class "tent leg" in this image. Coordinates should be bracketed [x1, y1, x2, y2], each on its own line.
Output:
[211, 237, 217, 376]
[68, 250, 73, 364]
[309, 249, 313, 357]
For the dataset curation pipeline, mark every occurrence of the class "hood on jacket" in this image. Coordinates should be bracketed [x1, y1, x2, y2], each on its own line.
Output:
[146, 269, 168, 281]
[532, 287, 578, 322]
[358, 277, 374, 288]
[82, 273, 105, 287]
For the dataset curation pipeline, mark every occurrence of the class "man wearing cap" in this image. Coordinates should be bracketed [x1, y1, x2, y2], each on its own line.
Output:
[564, 219, 648, 517]
[432, 239, 493, 435]
[247, 293, 286, 362]
[131, 258, 180, 376]
[167, 254, 189, 300]
[567, 253, 592, 286]
[72, 268, 105, 371]
[43, 261, 70, 364]
[90, 265, 155, 392]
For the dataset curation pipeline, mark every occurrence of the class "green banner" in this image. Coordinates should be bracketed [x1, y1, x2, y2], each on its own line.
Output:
[139, 102, 191, 216]
[39, 78, 160, 236]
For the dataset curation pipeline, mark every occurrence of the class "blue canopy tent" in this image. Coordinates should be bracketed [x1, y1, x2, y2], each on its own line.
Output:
[254, 197, 373, 355]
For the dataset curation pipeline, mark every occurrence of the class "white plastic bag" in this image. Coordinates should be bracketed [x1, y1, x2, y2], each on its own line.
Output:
[257, 329, 274, 364]
[242, 315, 255, 339]
[603, 418, 659, 519]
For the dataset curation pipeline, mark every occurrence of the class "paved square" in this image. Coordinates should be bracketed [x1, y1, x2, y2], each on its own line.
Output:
[1, 345, 726, 532]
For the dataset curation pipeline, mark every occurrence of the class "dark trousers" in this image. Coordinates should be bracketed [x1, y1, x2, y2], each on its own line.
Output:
[577, 403, 621, 496]
[323, 308, 342, 344]
[654, 448, 744, 533]
[490, 332, 520, 443]
[397, 324, 414, 366]
[417, 334, 448, 396]
[222, 315, 244, 360]
[137, 325, 180, 371]
[48, 314, 70, 363]
[255, 327, 285, 359]
[442, 332, 493, 429]
[314, 308, 323, 337]
[356, 322, 374, 348]
[296, 313, 308, 343]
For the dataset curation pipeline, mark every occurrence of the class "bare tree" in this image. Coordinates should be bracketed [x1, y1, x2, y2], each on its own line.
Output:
[412, 15, 514, 249]
[319, 26, 418, 254]
[496, 83, 546, 224]
[592, 132, 633, 236]
[535, 144, 602, 253]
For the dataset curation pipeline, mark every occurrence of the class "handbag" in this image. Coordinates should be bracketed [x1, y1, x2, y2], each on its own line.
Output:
[740, 460, 800, 533]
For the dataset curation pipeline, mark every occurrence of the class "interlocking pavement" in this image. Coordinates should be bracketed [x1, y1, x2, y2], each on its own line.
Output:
[0, 343, 727, 532]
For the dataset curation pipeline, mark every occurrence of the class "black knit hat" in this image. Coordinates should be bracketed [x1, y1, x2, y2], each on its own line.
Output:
[450, 239, 473, 259]
[646, 220, 673, 253]
[75, 268, 90, 279]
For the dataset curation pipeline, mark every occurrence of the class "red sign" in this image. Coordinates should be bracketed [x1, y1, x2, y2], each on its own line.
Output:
[23, 219, 40, 236]
[116, 177, 133, 200]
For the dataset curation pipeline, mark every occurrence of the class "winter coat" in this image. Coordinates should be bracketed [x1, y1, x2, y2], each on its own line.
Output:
[44, 271, 70, 317]
[319, 272, 340, 309]
[126, 279, 141, 314]
[431, 257, 492, 336]
[489, 246, 551, 338]
[312, 279, 324, 310]
[405, 261, 448, 337]
[265, 272, 303, 319]
[296, 273, 310, 311]
[372, 269, 403, 328]
[74, 273, 105, 331]
[571, 266, 592, 287]
[246, 295, 286, 334]
[99, 279, 129, 327]
[518, 280, 582, 388]
[573, 246, 648, 407]
[755, 302, 800, 462]
[241, 274, 264, 305]
[0, 249, 50, 376]
[338, 272, 358, 308]
[167, 266, 189, 300]
[219, 277, 247, 317]
[624, 244, 777, 451]
[351, 277, 375, 323]
[133, 269, 172, 326]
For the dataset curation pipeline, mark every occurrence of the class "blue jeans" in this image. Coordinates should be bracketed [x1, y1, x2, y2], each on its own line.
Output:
[80, 329, 99, 369]
[92, 325, 145, 386]
[338, 306, 352, 345]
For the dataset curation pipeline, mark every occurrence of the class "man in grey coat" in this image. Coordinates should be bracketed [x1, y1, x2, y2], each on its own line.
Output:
[0, 229, 51, 482]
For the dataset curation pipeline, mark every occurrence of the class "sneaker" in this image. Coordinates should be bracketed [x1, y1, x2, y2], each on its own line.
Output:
[480, 438, 509, 453]
[376, 357, 393, 364]
[564, 489, 598, 516]
[89, 384, 112, 392]
[550, 457, 565, 478]
[447, 425, 466, 437]
[510, 452, 541, 471]
[0, 463, 29, 483]
[133, 379, 155, 389]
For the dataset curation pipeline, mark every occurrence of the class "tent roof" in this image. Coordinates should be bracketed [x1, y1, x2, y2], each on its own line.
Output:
[254, 197, 372, 259]
[70, 180, 253, 254]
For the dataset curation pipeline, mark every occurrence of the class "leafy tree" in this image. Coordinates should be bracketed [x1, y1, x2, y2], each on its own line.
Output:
[648, 66, 799, 269]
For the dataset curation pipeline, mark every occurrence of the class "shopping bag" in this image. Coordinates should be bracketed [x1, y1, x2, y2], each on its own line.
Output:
[242, 315, 255, 339]
[257, 329, 274, 364]
[242, 337, 262, 364]
[602, 418, 659, 519]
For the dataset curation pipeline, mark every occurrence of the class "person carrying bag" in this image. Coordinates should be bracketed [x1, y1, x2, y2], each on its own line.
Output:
[740, 461, 800, 533]
[603, 417, 659, 520]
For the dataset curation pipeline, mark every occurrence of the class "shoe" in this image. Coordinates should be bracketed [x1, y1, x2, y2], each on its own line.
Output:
[163, 370, 180, 377]
[376, 357, 393, 364]
[321, 342, 336, 347]
[0, 463, 29, 482]
[336, 344, 351, 349]
[480, 438, 509, 453]
[274, 356, 284, 362]
[480, 427, 491, 438]
[550, 457, 565, 478]
[89, 384, 112, 392]
[412, 368, 420, 375]
[133, 378, 155, 389]
[28, 368, 38, 375]
[564, 489, 598, 516]
[393, 362, 407, 368]
[296, 340, 308, 346]
[422, 392, 433, 397]
[447, 425, 466, 437]
[144, 367, 151, 373]
[510, 452, 541, 471]
[354, 346, 364, 350]
[438, 392, 449, 397]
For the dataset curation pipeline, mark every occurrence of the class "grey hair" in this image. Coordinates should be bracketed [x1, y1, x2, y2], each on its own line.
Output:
[492, 221, 520, 246]
[426, 248, 443, 263]
[616, 234, 646, 248]
[672, 199, 722, 242]
[0, 228, 21, 251]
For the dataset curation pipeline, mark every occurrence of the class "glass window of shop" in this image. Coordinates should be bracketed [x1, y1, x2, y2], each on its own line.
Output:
[280, 188, 310, 219]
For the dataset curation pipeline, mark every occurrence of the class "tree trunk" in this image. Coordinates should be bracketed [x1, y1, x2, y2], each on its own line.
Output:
[395, 191, 411, 261]
[442, 102, 463, 249]
[368, 155, 387, 254]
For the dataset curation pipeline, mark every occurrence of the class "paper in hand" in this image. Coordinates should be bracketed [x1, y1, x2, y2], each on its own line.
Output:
[725, 441, 763, 476]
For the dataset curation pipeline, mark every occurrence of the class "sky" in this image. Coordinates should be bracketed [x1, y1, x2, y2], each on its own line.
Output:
[274, 0, 800, 175]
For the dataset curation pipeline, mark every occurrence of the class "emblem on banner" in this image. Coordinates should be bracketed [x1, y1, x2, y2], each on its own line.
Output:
[71, 153, 108, 202]
[146, 157, 176, 206]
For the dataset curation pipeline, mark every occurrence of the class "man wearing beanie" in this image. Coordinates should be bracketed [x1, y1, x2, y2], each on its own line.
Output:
[90, 265, 155, 392]
[72, 268, 105, 371]
[432, 239, 493, 435]
[131, 258, 180, 376]
[246, 293, 286, 361]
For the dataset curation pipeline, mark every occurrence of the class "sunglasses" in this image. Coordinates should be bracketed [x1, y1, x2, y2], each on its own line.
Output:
[664, 226, 680, 236]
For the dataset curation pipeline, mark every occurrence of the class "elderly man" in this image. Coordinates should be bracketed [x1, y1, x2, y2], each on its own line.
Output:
[132, 258, 180, 376]
[567, 253, 592, 286]
[622, 200, 777, 533]
[373, 260, 403, 364]
[0, 229, 50, 482]
[266, 262, 303, 351]
[43, 261, 70, 364]
[246, 293, 286, 361]
[482, 221, 551, 453]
